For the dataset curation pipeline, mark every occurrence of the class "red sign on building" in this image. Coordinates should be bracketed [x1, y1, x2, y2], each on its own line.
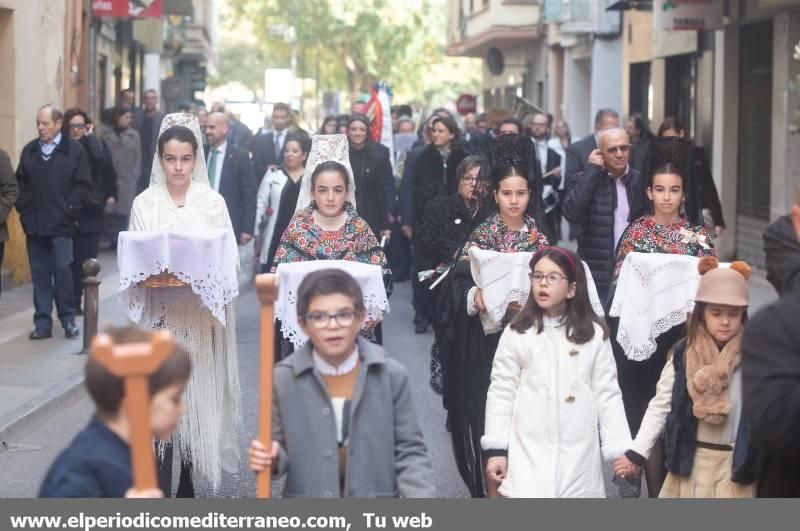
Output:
[456, 94, 477, 116]
[92, 0, 163, 19]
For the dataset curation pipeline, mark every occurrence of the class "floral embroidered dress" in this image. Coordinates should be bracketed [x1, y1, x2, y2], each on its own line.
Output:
[612, 216, 716, 283]
[271, 202, 390, 279]
[458, 213, 550, 260]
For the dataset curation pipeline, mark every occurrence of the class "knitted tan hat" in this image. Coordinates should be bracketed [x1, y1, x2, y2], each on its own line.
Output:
[694, 257, 751, 307]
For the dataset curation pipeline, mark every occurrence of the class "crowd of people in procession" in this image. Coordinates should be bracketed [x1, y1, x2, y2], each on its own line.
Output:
[1, 86, 799, 500]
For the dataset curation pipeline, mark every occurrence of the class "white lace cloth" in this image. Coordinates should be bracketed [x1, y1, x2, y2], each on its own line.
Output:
[608, 252, 703, 361]
[468, 248, 604, 334]
[118, 229, 240, 326]
[275, 260, 390, 348]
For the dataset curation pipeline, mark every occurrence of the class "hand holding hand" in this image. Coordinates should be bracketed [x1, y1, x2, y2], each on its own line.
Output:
[613, 455, 640, 478]
[248, 440, 280, 473]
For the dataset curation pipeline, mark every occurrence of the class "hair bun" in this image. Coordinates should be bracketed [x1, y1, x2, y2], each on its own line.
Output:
[698, 256, 719, 275]
[729, 261, 753, 281]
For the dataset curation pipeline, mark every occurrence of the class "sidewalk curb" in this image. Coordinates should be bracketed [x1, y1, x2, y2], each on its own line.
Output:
[0, 365, 86, 452]
[0, 275, 255, 452]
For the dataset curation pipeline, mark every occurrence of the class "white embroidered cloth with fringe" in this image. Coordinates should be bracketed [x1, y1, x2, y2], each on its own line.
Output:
[609, 252, 703, 361]
[275, 260, 390, 348]
[117, 229, 240, 326]
[468, 248, 604, 335]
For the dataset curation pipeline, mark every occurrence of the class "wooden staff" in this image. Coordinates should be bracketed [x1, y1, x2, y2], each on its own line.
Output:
[91, 330, 174, 491]
[255, 274, 279, 498]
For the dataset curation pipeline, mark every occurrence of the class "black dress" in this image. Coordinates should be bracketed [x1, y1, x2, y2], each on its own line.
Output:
[265, 176, 302, 272]
[349, 142, 395, 238]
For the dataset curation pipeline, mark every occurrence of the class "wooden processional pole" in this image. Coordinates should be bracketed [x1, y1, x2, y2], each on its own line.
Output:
[91, 331, 174, 491]
[255, 274, 279, 498]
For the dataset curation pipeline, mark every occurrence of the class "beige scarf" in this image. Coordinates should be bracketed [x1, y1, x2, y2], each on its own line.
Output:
[685, 324, 742, 425]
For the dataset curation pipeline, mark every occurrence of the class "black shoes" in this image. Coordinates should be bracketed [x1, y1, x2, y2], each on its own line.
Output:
[29, 329, 52, 340]
[413, 313, 430, 334]
[64, 322, 80, 339]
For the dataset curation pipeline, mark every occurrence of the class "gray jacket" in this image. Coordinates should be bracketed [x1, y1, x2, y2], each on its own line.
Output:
[272, 337, 435, 498]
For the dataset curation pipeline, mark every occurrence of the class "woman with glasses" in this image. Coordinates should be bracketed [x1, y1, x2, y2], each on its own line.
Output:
[271, 134, 391, 358]
[62, 109, 117, 314]
[607, 138, 717, 497]
[101, 106, 141, 249]
[446, 135, 550, 497]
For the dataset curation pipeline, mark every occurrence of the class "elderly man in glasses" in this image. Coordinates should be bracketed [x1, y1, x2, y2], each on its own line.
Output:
[563, 127, 644, 302]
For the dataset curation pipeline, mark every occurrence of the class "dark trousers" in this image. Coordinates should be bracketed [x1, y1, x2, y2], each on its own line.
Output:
[0, 240, 5, 297]
[27, 235, 76, 331]
[411, 250, 434, 323]
[107, 214, 128, 249]
[71, 232, 100, 311]
[387, 220, 411, 282]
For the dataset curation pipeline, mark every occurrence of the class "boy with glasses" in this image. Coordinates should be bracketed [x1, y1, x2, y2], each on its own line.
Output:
[248, 269, 435, 497]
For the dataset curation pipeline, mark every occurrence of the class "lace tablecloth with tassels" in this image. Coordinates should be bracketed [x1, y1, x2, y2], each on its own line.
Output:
[118, 230, 239, 327]
[275, 260, 390, 348]
[468, 248, 604, 335]
[608, 252, 703, 361]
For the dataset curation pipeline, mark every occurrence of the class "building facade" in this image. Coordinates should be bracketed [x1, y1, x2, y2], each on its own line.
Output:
[621, 0, 800, 266]
[445, 0, 547, 114]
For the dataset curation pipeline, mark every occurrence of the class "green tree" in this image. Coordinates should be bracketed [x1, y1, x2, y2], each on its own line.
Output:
[224, 0, 480, 104]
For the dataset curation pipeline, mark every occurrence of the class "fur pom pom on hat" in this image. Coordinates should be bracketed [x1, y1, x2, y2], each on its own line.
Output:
[695, 257, 750, 307]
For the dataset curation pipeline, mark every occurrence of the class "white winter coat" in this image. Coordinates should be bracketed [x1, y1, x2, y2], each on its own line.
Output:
[481, 319, 632, 497]
[255, 168, 288, 265]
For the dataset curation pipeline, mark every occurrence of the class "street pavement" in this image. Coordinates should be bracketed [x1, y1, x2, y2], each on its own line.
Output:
[0, 278, 469, 498]
[0, 254, 780, 498]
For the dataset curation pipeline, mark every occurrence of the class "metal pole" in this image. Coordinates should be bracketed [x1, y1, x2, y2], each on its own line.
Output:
[81, 258, 102, 355]
[87, 15, 97, 119]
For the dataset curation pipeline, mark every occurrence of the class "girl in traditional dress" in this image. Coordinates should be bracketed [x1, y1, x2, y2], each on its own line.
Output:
[255, 134, 310, 272]
[483, 247, 631, 497]
[271, 134, 391, 356]
[447, 142, 549, 497]
[614, 258, 756, 498]
[129, 114, 241, 497]
[609, 161, 716, 497]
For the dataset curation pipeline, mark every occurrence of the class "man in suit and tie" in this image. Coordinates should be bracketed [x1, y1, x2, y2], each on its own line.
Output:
[529, 112, 563, 241]
[563, 108, 620, 241]
[251, 103, 292, 182]
[205, 112, 258, 246]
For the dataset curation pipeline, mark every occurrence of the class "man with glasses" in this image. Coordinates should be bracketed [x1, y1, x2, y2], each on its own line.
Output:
[563, 127, 643, 302]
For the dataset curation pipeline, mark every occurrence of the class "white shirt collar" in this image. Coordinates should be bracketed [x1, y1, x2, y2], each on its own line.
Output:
[313, 345, 359, 376]
[210, 141, 227, 157]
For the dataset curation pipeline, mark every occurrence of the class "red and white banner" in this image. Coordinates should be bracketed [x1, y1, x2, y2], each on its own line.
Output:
[92, 0, 163, 19]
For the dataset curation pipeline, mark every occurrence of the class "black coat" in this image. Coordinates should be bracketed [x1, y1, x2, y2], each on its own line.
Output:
[15, 134, 91, 237]
[76, 135, 117, 234]
[742, 292, 800, 497]
[398, 145, 425, 227]
[564, 134, 597, 191]
[214, 144, 258, 240]
[39, 418, 132, 497]
[350, 142, 395, 237]
[763, 215, 800, 296]
[251, 131, 285, 182]
[412, 144, 468, 227]
[562, 164, 644, 301]
[417, 193, 473, 268]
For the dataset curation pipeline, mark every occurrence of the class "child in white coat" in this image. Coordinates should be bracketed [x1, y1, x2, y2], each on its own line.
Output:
[482, 247, 632, 497]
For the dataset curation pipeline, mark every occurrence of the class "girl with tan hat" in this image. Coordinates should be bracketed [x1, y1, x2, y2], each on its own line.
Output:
[613, 257, 757, 497]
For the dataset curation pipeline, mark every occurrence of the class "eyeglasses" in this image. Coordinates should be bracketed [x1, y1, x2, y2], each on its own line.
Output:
[69, 124, 86, 130]
[530, 271, 568, 285]
[303, 310, 358, 329]
[460, 176, 477, 183]
[605, 145, 631, 155]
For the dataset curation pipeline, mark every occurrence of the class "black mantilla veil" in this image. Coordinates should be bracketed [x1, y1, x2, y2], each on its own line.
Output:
[641, 136, 703, 225]
[473, 133, 553, 241]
